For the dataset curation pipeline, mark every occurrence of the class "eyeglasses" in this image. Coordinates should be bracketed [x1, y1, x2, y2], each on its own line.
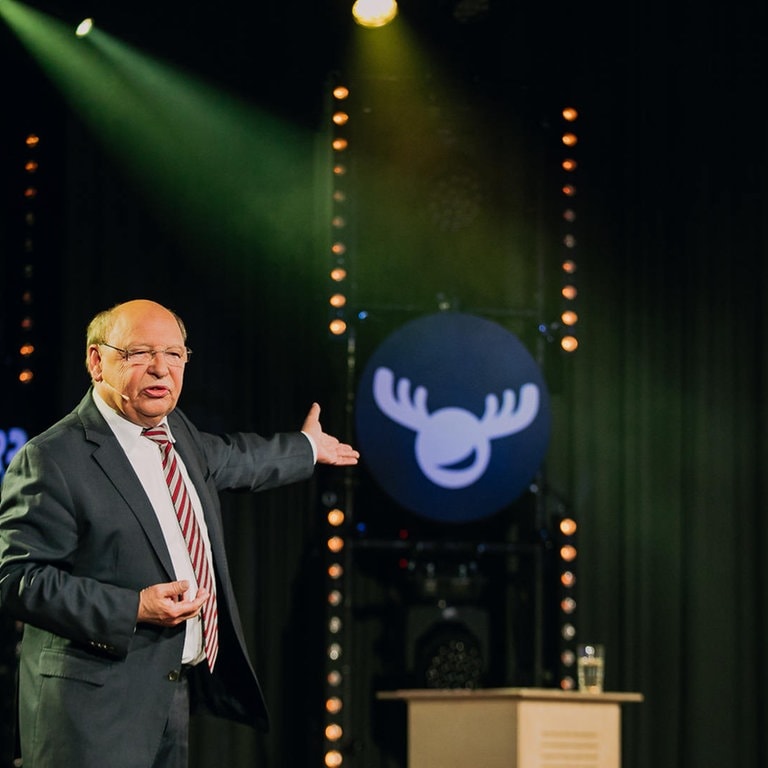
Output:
[99, 342, 192, 367]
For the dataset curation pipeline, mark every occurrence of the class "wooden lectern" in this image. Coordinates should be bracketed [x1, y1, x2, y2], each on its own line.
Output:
[376, 688, 643, 768]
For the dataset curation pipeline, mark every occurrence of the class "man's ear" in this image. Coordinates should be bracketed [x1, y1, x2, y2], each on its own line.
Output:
[87, 345, 104, 381]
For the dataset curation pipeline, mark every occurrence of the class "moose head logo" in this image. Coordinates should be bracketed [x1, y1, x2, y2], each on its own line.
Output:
[355, 312, 551, 523]
[373, 367, 540, 489]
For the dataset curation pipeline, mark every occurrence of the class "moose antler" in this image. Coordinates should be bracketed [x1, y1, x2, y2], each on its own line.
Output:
[374, 368, 429, 431]
[481, 386, 539, 439]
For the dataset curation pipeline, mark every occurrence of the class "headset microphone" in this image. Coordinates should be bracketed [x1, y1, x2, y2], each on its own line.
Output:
[102, 378, 130, 402]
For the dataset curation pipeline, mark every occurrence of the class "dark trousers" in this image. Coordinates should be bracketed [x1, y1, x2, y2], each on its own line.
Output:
[151, 678, 190, 768]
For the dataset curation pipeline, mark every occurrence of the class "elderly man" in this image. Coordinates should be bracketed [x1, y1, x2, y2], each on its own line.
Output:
[0, 299, 359, 768]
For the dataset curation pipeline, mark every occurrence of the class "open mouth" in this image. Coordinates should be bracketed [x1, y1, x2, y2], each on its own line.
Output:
[143, 386, 170, 398]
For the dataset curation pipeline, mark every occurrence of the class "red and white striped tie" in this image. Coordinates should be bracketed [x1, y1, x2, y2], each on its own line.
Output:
[144, 424, 219, 672]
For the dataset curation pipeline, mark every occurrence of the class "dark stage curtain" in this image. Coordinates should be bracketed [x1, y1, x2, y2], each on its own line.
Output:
[566, 14, 768, 768]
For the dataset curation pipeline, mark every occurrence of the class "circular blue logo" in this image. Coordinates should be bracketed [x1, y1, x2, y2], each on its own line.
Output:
[355, 312, 551, 523]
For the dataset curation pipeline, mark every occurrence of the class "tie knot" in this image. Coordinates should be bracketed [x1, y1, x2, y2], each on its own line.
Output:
[143, 424, 170, 445]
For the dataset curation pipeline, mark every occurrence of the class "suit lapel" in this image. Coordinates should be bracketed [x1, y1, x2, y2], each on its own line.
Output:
[77, 393, 176, 579]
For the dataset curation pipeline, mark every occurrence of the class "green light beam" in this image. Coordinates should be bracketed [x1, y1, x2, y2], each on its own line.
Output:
[1, 0, 316, 268]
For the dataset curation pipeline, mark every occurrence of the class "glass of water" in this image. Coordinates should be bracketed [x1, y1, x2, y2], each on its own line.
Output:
[577, 643, 605, 693]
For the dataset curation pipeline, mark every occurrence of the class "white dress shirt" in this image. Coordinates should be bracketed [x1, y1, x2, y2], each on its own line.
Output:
[93, 391, 211, 665]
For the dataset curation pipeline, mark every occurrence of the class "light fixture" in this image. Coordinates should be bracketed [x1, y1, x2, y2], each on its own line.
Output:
[352, 0, 398, 28]
[322, 491, 348, 768]
[328, 82, 351, 338]
[554, 514, 578, 689]
[558, 106, 580, 354]
[75, 18, 94, 37]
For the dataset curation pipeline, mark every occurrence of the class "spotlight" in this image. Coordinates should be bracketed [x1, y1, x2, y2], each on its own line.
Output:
[415, 621, 484, 689]
[75, 18, 94, 37]
[352, 0, 398, 28]
[329, 319, 347, 336]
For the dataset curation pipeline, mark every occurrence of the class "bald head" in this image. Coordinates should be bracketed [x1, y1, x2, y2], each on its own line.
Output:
[86, 300, 189, 428]
[86, 300, 187, 367]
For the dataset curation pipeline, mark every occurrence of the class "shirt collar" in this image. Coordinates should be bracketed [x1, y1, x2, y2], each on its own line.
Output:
[92, 389, 175, 446]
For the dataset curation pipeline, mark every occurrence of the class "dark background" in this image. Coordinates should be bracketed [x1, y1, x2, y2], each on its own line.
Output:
[2, 1, 768, 767]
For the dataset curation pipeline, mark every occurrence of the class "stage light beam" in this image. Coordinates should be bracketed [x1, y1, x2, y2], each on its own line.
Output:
[0, 0, 316, 281]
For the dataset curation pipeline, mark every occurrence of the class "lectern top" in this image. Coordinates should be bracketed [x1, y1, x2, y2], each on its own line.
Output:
[376, 687, 644, 704]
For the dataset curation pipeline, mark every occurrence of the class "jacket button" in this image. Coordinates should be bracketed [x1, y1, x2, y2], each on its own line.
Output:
[167, 669, 181, 682]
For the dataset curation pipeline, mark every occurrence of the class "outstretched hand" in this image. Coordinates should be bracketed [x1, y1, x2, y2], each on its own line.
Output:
[301, 403, 360, 466]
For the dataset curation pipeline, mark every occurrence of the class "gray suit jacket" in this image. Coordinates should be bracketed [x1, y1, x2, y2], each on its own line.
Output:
[0, 391, 314, 768]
